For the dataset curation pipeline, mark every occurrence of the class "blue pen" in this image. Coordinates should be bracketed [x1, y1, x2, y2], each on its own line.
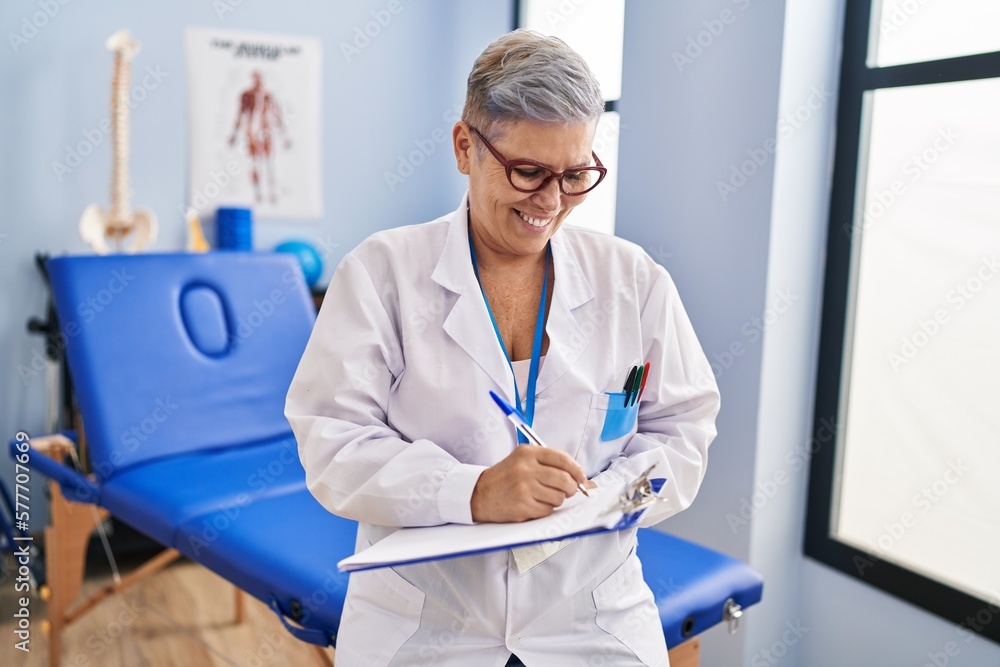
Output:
[489, 391, 590, 497]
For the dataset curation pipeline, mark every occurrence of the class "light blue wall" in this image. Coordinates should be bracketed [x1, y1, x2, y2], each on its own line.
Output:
[618, 0, 786, 559]
[617, 0, 784, 665]
[800, 560, 1000, 666]
[747, 0, 842, 663]
[0, 0, 509, 508]
[617, 1, 787, 663]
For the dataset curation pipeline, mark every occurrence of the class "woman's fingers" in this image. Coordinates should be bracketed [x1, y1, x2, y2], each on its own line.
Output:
[470, 445, 590, 523]
[532, 447, 587, 486]
[535, 465, 582, 498]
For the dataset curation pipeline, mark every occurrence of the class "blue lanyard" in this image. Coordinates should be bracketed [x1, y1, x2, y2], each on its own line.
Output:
[468, 232, 551, 444]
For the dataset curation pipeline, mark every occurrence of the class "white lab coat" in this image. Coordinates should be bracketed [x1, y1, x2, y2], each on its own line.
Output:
[285, 192, 719, 667]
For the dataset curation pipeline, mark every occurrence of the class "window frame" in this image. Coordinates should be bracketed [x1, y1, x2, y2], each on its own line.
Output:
[805, 0, 1000, 644]
[512, 0, 620, 115]
[514, 0, 622, 236]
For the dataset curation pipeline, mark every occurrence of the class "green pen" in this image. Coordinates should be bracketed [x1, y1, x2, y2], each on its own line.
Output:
[630, 364, 644, 406]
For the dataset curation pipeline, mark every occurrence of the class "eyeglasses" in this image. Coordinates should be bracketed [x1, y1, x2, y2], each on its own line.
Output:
[467, 125, 607, 196]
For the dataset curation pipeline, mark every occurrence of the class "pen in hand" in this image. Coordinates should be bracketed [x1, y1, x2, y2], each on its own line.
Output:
[489, 391, 590, 497]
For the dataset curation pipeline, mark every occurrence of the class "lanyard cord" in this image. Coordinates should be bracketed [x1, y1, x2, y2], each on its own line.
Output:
[468, 230, 551, 444]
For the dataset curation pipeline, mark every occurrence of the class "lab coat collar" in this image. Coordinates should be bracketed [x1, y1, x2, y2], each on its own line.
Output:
[431, 192, 595, 398]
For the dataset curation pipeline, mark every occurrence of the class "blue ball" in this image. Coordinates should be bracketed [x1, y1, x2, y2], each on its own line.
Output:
[275, 240, 323, 286]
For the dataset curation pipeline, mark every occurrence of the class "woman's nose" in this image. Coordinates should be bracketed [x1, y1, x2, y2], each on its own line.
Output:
[530, 178, 562, 211]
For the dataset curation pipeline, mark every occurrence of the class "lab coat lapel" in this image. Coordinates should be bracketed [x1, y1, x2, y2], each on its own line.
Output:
[431, 194, 515, 397]
[535, 228, 595, 395]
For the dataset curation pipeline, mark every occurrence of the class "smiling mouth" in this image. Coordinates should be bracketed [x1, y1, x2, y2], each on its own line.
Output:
[514, 209, 555, 228]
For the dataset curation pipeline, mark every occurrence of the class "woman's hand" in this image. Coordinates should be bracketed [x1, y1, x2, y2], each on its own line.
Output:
[470, 446, 591, 523]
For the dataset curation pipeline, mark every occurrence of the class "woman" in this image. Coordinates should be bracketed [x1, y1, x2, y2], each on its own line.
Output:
[285, 30, 719, 667]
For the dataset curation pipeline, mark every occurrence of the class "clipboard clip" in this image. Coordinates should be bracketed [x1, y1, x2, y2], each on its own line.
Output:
[619, 465, 666, 515]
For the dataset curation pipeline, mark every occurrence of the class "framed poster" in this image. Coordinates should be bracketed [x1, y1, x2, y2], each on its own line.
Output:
[184, 27, 322, 219]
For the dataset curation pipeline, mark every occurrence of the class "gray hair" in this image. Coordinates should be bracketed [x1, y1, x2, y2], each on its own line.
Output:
[462, 29, 604, 151]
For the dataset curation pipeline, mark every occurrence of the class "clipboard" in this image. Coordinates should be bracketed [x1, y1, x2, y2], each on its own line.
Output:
[337, 466, 667, 573]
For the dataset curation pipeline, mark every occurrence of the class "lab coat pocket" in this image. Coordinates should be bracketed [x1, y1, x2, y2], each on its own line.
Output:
[339, 562, 424, 666]
[600, 391, 640, 441]
[577, 392, 638, 465]
[592, 550, 667, 666]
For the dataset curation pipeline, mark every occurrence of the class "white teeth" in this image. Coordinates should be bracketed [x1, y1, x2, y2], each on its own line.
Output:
[516, 210, 552, 227]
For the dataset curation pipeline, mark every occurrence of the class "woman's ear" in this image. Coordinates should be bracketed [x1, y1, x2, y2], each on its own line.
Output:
[453, 122, 473, 175]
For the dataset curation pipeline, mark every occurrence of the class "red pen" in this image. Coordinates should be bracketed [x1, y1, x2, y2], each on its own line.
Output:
[636, 362, 651, 402]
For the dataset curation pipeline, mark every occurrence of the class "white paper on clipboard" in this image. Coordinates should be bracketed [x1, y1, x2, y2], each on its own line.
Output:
[337, 469, 665, 573]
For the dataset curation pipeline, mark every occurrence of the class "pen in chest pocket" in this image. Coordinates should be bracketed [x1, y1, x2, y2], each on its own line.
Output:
[622, 365, 637, 404]
[636, 361, 651, 403]
[621, 361, 651, 406]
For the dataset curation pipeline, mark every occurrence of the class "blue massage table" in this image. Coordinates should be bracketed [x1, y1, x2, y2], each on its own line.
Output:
[11, 252, 762, 665]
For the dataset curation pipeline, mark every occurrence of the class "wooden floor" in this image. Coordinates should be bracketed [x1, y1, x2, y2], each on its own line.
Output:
[0, 552, 332, 667]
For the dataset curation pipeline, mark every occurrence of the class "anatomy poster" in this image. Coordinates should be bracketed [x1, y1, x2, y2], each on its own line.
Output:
[185, 27, 322, 219]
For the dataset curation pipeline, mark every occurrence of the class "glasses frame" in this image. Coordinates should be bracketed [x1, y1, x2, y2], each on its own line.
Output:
[467, 125, 607, 196]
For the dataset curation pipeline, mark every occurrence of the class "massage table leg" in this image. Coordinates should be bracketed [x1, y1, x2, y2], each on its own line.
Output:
[311, 643, 334, 665]
[30, 433, 111, 667]
[30, 435, 187, 666]
[235, 586, 245, 624]
[41, 476, 184, 666]
[668, 637, 700, 667]
[39, 475, 109, 667]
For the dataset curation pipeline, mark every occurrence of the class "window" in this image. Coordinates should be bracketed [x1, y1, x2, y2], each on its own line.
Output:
[872, 0, 1000, 67]
[517, 0, 625, 235]
[806, 0, 1000, 642]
